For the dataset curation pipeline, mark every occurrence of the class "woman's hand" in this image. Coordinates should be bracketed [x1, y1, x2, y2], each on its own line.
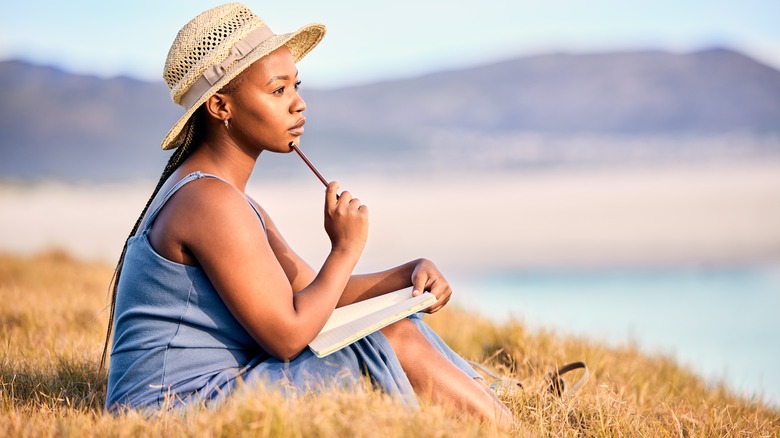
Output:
[411, 259, 451, 313]
[324, 181, 368, 254]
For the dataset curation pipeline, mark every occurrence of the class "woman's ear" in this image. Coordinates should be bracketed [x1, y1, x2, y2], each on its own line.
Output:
[204, 93, 231, 123]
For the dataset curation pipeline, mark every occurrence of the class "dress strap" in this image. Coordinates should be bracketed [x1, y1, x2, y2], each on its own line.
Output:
[246, 198, 268, 234]
[141, 171, 266, 234]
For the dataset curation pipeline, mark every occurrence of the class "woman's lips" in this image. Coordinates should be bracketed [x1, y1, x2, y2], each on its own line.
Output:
[289, 117, 306, 136]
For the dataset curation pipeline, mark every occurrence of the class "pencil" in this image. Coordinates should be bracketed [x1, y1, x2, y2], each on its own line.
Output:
[289, 141, 329, 187]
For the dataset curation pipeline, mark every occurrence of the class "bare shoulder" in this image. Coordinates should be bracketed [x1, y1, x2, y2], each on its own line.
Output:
[149, 178, 267, 265]
[183, 178, 253, 219]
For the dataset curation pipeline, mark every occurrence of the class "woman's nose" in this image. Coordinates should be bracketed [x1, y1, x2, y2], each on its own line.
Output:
[291, 94, 306, 113]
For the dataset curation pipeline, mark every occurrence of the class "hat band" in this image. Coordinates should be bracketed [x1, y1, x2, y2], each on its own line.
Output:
[179, 24, 275, 110]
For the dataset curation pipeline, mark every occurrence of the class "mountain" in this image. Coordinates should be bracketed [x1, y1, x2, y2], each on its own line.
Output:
[310, 48, 780, 134]
[0, 60, 177, 181]
[1, 48, 779, 182]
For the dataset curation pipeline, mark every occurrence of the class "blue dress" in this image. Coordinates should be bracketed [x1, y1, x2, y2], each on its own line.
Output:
[105, 171, 478, 412]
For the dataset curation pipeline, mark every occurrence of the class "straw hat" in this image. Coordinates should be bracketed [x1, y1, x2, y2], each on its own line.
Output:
[160, 3, 325, 150]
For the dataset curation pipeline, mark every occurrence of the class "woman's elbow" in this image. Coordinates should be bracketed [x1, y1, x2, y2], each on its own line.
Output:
[264, 340, 308, 362]
[271, 348, 306, 362]
[253, 319, 316, 361]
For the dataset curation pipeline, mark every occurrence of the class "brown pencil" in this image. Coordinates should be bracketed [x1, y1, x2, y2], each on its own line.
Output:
[289, 141, 329, 187]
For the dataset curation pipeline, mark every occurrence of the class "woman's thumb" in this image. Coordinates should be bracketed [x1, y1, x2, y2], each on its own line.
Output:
[412, 276, 427, 297]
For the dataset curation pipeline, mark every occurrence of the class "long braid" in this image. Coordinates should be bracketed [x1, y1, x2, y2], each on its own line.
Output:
[99, 118, 199, 374]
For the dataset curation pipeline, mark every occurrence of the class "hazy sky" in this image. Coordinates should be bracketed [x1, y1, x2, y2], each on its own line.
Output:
[1, 0, 779, 87]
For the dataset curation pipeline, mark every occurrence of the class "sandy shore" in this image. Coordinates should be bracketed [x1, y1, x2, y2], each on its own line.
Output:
[2, 162, 779, 274]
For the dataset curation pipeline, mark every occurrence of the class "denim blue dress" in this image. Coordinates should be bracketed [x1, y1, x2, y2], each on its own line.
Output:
[105, 171, 477, 412]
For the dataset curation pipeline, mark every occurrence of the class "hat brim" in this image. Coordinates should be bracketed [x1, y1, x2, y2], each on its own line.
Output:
[160, 23, 326, 151]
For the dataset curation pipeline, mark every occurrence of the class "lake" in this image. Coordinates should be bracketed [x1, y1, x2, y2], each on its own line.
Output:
[455, 264, 780, 406]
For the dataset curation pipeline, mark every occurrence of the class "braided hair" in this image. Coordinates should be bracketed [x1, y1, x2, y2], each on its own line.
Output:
[99, 110, 203, 373]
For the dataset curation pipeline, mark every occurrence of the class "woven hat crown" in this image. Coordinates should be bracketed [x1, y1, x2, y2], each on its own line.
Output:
[158, 3, 325, 150]
[163, 3, 261, 104]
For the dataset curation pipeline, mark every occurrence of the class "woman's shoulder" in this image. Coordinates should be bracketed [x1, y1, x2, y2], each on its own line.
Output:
[149, 171, 238, 216]
[160, 173, 252, 226]
[146, 171, 264, 265]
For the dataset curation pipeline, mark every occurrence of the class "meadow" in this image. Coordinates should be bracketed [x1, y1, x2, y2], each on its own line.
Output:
[1, 250, 778, 436]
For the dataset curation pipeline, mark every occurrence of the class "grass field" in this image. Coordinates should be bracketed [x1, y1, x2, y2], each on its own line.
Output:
[1, 251, 778, 436]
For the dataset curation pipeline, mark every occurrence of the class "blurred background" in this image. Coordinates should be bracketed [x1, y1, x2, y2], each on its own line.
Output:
[1, 1, 779, 404]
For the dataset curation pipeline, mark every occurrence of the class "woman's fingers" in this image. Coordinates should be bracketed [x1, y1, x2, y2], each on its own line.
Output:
[427, 293, 450, 313]
[326, 181, 340, 208]
[425, 279, 452, 313]
[338, 190, 352, 204]
[411, 259, 452, 312]
[323, 181, 368, 252]
[412, 271, 429, 297]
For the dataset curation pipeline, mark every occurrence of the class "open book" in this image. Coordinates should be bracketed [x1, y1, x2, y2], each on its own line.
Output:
[308, 289, 437, 358]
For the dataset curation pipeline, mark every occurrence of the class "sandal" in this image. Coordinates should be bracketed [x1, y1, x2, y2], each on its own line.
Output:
[468, 360, 590, 398]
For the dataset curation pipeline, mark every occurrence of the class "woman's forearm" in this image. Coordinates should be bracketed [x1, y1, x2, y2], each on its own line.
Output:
[260, 247, 361, 360]
[292, 247, 361, 325]
[337, 259, 422, 307]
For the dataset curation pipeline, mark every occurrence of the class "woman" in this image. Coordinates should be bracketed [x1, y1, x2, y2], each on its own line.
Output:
[102, 3, 513, 427]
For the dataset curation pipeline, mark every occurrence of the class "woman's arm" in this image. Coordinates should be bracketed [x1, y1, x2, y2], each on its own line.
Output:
[341, 259, 452, 313]
[164, 180, 366, 361]
[255, 200, 452, 314]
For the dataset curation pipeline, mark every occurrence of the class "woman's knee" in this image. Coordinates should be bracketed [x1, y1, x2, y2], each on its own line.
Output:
[381, 318, 430, 357]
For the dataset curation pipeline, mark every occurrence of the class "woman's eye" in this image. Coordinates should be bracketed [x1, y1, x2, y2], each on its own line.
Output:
[272, 80, 301, 95]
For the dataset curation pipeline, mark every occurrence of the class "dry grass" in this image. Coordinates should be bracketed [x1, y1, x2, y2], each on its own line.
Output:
[1, 251, 778, 437]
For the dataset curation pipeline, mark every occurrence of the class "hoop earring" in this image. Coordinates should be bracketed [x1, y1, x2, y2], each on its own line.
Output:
[224, 119, 229, 129]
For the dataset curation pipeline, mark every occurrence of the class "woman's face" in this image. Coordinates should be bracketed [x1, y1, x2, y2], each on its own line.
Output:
[226, 46, 306, 153]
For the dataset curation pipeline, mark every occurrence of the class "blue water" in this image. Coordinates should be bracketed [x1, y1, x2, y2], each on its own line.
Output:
[455, 265, 780, 406]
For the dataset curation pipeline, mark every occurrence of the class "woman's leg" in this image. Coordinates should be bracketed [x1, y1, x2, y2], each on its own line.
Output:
[381, 319, 514, 429]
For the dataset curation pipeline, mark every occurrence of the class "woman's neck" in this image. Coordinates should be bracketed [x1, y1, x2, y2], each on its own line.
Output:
[182, 139, 259, 193]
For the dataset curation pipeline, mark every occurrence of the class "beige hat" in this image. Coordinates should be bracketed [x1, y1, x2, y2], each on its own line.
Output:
[160, 3, 326, 150]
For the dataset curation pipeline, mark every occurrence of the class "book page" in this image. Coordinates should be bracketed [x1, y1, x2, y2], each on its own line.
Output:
[320, 289, 415, 333]
[309, 290, 437, 357]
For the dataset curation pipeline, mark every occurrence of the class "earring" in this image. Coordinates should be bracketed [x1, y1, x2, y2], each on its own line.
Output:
[224, 119, 229, 129]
